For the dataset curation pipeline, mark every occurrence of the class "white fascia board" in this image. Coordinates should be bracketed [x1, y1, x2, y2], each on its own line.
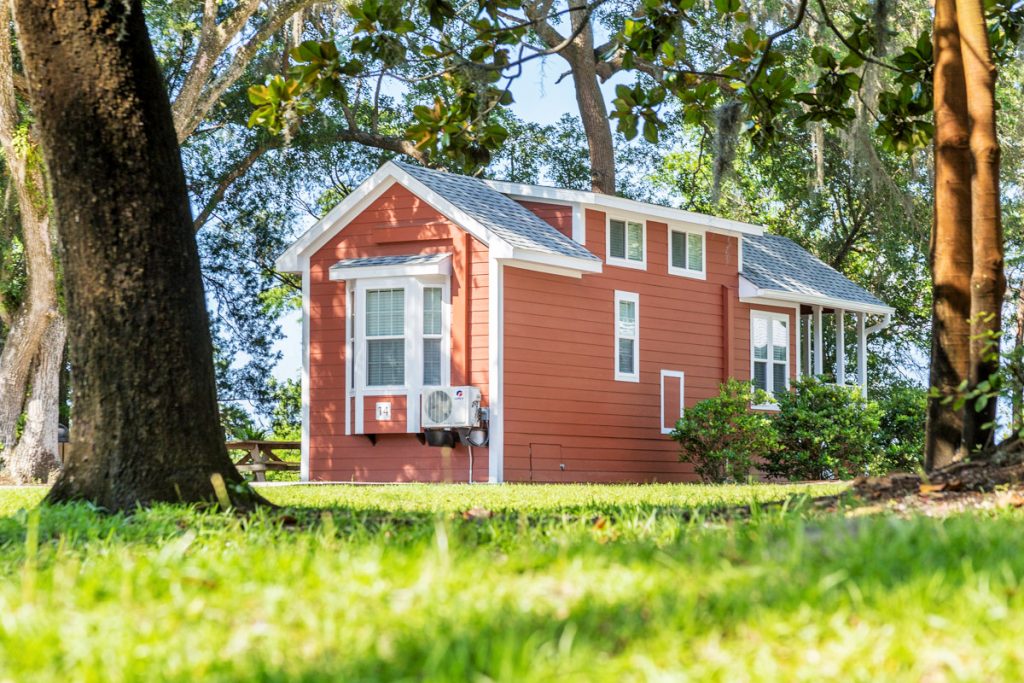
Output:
[737, 276, 895, 316]
[482, 179, 765, 237]
[276, 161, 518, 274]
[329, 254, 453, 281]
[508, 247, 603, 276]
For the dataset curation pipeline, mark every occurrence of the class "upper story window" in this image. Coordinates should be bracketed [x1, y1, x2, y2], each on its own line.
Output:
[615, 290, 640, 382]
[354, 277, 450, 392]
[607, 218, 646, 269]
[751, 311, 789, 404]
[668, 228, 705, 278]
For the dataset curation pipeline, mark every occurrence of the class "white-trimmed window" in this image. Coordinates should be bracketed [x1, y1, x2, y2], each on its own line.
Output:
[365, 288, 406, 386]
[607, 218, 646, 269]
[422, 286, 443, 385]
[668, 228, 705, 278]
[751, 311, 789, 403]
[354, 277, 450, 392]
[615, 291, 640, 382]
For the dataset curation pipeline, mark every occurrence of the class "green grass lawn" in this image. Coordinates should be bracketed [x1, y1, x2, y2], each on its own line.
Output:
[2, 482, 1024, 681]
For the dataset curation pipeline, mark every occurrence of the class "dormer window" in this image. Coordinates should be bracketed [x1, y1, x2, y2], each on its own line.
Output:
[668, 228, 705, 279]
[607, 218, 646, 269]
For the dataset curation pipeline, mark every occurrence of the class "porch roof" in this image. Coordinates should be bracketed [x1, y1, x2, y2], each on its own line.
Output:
[741, 234, 892, 314]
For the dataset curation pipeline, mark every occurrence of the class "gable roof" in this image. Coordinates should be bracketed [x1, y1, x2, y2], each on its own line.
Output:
[391, 161, 598, 263]
[741, 234, 892, 313]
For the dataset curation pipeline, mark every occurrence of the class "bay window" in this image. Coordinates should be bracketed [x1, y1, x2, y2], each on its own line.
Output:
[353, 277, 450, 392]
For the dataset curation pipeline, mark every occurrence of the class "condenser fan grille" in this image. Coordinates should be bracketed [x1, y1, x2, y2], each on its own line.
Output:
[425, 390, 453, 424]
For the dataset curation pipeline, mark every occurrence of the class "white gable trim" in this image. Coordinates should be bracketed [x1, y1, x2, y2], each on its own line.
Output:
[482, 179, 765, 237]
[277, 161, 598, 277]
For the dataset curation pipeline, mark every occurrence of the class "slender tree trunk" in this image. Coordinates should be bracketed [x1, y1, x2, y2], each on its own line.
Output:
[0, 203, 56, 453]
[6, 317, 64, 482]
[12, 0, 262, 510]
[957, 0, 1006, 453]
[925, 0, 973, 471]
[1013, 290, 1024, 436]
[567, 0, 615, 194]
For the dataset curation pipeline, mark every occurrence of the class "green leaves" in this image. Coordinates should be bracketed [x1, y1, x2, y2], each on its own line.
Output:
[611, 82, 668, 143]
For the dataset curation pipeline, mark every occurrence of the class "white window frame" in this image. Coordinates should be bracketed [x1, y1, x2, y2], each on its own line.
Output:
[353, 275, 451, 397]
[614, 290, 640, 382]
[606, 216, 647, 270]
[750, 310, 790, 409]
[667, 225, 707, 280]
[660, 370, 685, 435]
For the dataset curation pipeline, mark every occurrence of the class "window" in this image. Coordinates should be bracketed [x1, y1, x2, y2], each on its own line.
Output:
[615, 291, 639, 382]
[751, 312, 789, 403]
[422, 287, 443, 385]
[668, 228, 705, 278]
[366, 288, 405, 386]
[607, 218, 645, 268]
[356, 278, 449, 391]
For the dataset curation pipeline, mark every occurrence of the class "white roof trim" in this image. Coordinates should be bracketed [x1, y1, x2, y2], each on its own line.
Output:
[482, 179, 765, 237]
[328, 254, 453, 280]
[276, 161, 598, 277]
[739, 276, 895, 316]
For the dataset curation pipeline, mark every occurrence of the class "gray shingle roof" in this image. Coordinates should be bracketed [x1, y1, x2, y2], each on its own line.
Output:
[393, 160, 598, 262]
[330, 253, 448, 271]
[741, 234, 888, 309]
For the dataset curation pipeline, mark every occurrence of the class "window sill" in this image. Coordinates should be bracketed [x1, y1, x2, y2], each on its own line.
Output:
[614, 374, 640, 383]
[667, 267, 707, 280]
[606, 257, 647, 271]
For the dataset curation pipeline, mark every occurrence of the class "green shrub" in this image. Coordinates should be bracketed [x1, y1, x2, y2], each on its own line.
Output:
[871, 383, 926, 474]
[671, 379, 777, 483]
[764, 377, 882, 481]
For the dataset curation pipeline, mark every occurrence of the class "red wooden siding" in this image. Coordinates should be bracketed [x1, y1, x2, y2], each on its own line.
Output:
[518, 201, 574, 238]
[501, 208, 796, 483]
[308, 182, 490, 481]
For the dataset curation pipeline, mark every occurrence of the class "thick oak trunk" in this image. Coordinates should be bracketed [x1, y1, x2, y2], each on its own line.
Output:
[957, 0, 1006, 452]
[925, 0, 973, 471]
[12, 0, 262, 510]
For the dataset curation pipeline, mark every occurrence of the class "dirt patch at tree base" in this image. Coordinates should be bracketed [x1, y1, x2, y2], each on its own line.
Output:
[839, 456, 1024, 517]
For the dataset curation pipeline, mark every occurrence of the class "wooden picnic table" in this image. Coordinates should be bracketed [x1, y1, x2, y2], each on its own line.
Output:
[226, 440, 300, 482]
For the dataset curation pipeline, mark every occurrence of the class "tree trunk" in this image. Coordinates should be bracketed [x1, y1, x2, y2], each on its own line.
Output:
[12, 0, 262, 510]
[567, 0, 615, 194]
[5, 316, 64, 482]
[1013, 290, 1024, 436]
[925, 0, 973, 471]
[0, 197, 56, 451]
[957, 0, 1006, 453]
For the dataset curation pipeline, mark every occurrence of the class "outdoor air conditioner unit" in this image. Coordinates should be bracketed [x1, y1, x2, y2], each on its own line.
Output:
[421, 386, 482, 429]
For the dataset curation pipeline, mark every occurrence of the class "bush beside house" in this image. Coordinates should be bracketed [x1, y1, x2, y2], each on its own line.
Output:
[672, 379, 778, 483]
[673, 378, 926, 483]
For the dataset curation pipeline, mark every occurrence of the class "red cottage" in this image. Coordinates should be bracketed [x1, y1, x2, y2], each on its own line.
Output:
[276, 161, 894, 483]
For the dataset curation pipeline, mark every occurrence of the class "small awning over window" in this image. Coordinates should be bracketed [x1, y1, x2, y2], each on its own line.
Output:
[328, 253, 452, 280]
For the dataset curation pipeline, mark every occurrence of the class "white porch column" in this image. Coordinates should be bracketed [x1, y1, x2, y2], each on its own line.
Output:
[801, 314, 812, 377]
[812, 305, 823, 376]
[835, 308, 845, 385]
[857, 312, 867, 398]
